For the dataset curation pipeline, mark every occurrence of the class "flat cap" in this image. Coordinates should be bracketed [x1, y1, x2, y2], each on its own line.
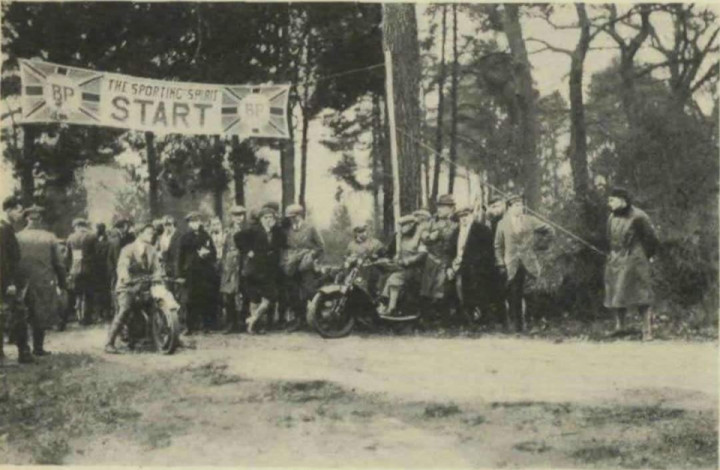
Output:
[23, 205, 45, 217]
[413, 209, 432, 219]
[610, 187, 632, 203]
[185, 211, 203, 222]
[285, 204, 304, 217]
[437, 194, 456, 206]
[72, 218, 89, 228]
[454, 206, 473, 217]
[230, 205, 247, 215]
[257, 206, 277, 218]
[399, 214, 416, 226]
[352, 225, 368, 234]
[506, 194, 524, 207]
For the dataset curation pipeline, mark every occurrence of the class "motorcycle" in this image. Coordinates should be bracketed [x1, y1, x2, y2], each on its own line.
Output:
[307, 257, 424, 339]
[119, 276, 182, 354]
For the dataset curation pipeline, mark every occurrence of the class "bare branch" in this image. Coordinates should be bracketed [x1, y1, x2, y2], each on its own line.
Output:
[526, 37, 572, 56]
[690, 62, 719, 94]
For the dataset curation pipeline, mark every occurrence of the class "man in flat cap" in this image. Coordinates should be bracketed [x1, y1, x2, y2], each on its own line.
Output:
[0, 195, 34, 364]
[420, 194, 459, 314]
[494, 194, 553, 333]
[177, 212, 218, 334]
[239, 206, 286, 333]
[380, 214, 427, 317]
[221, 205, 249, 333]
[281, 204, 324, 327]
[605, 187, 659, 341]
[105, 221, 165, 353]
[447, 203, 502, 327]
[107, 214, 135, 292]
[67, 217, 98, 325]
[346, 224, 385, 297]
[17, 205, 67, 355]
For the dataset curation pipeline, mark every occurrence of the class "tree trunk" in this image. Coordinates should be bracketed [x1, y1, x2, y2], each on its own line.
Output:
[145, 131, 160, 218]
[431, 5, 448, 207]
[299, 109, 309, 208]
[371, 93, 383, 233]
[568, 4, 591, 206]
[212, 135, 224, 220]
[231, 137, 246, 206]
[20, 125, 36, 205]
[502, 4, 541, 209]
[381, 97, 394, 238]
[447, 3, 459, 194]
[279, 5, 296, 212]
[382, 3, 423, 214]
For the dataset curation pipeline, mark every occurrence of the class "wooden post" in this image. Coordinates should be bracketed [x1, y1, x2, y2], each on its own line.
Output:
[383, 47, 402, 255]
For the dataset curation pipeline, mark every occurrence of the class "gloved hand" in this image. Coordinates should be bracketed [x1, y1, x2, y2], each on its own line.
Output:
[6, 284, 16, 297]
[497, 265, 507, 280]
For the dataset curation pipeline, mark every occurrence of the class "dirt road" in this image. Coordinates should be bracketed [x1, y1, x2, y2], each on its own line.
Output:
[2, 327, 717, 468]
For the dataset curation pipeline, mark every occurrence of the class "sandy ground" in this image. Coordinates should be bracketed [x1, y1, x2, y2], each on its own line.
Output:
[2, 326, 718, 468]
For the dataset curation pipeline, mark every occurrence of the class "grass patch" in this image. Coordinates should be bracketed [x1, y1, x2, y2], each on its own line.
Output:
[179, 362, 246, 386]
[268, 380, 347, 403]
[423, 402, 461, 418]
[0, 354, 143, 464]
[582, 405, 687, 426]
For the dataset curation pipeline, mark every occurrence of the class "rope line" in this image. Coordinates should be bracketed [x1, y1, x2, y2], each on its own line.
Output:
[395, 126, 608, 257]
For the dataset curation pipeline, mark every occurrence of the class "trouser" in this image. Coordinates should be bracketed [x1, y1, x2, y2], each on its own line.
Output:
[32, 328, 46, 353]
[223, 293, 249, 329]
[507, 265, 528, 332]
[247, 298, 274, 332]
[615, 305, 653, 338]
[106, 290, 137, 346]
[1, 295, 31, 357]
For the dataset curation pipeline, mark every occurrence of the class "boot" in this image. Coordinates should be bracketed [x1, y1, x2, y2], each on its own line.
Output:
[641, 307, 653, 341]
[18, 346, 35, 364]
[104, 317, 124, 354]
[32, 329, 50, 356]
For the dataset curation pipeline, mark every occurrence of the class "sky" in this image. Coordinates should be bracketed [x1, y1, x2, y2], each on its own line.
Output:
[1, 3, 717, 229]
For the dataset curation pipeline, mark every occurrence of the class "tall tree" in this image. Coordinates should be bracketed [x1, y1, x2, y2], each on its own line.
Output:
[447, 3, 460, 194]
[382, 3, 423, 214]
[501, 4, 541, 208]
[431, 5, 448, 206]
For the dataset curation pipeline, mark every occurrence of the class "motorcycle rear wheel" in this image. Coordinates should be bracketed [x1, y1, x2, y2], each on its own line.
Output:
[151, 305, 180, 354]
[307, 290, 356, 339]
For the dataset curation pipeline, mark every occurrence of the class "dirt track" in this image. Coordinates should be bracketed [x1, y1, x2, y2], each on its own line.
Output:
[3, 327, 718, 468]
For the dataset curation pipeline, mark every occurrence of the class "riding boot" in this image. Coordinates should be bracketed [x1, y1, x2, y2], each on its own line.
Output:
[32, 328, 50, 356]
[386, 287, 400, 316]
[614, 308, 626, 332]
[105, 316, 124, 352]
[640, 306, 653, 341]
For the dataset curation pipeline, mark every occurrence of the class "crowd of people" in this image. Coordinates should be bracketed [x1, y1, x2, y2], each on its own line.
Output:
[0, 185, 659, 363]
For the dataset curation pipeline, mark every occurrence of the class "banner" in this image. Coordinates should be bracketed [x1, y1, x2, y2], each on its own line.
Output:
[19, 59, 290, 138]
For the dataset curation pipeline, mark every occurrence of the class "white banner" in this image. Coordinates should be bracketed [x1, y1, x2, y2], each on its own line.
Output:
[19, 59, 290, 138]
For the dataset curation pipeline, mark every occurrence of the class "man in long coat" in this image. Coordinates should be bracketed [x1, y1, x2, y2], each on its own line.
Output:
[421, 195, 458, 306]
[604, 187, 659, 341]
[67, 218, 98, 325]
[494, 194, 553, 332]
[0, 196, 33, 364]
[238, 206, 286, 334]
[447, 204, 502, 326]
[107, 216, 135, 290]
[221, 205, 248, 334]
[178, 212, 219, 333]
[94, 223, 112, 322]
[282, 204, 324, 325]
[17, 205, 67, 355]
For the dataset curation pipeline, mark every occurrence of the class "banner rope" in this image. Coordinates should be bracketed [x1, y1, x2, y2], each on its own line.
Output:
[395, 126, 608, 257]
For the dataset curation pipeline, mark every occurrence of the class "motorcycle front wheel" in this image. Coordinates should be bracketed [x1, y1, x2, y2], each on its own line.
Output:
[307, 290, 356, 339]
[151, 305, 181, 354]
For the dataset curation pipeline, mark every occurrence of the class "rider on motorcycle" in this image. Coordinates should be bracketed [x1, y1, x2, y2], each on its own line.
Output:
[104, 221, 164, 354]
[379, 215, 427, 317]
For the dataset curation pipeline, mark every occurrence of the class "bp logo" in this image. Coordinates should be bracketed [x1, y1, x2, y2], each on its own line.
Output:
[44, 74, 81, 121]
[239, 93, 271, 128]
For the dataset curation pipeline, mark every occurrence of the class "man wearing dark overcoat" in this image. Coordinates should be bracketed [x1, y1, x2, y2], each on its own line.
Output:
[178, 212, 219, 334]
[17, 205, 67, 355]
[67, 218, 98, 325]
[0, 196, 33, 364]
[604, 187, 659, 341]
[447, 204, 502, 326]
[238, 206, 286, 334]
